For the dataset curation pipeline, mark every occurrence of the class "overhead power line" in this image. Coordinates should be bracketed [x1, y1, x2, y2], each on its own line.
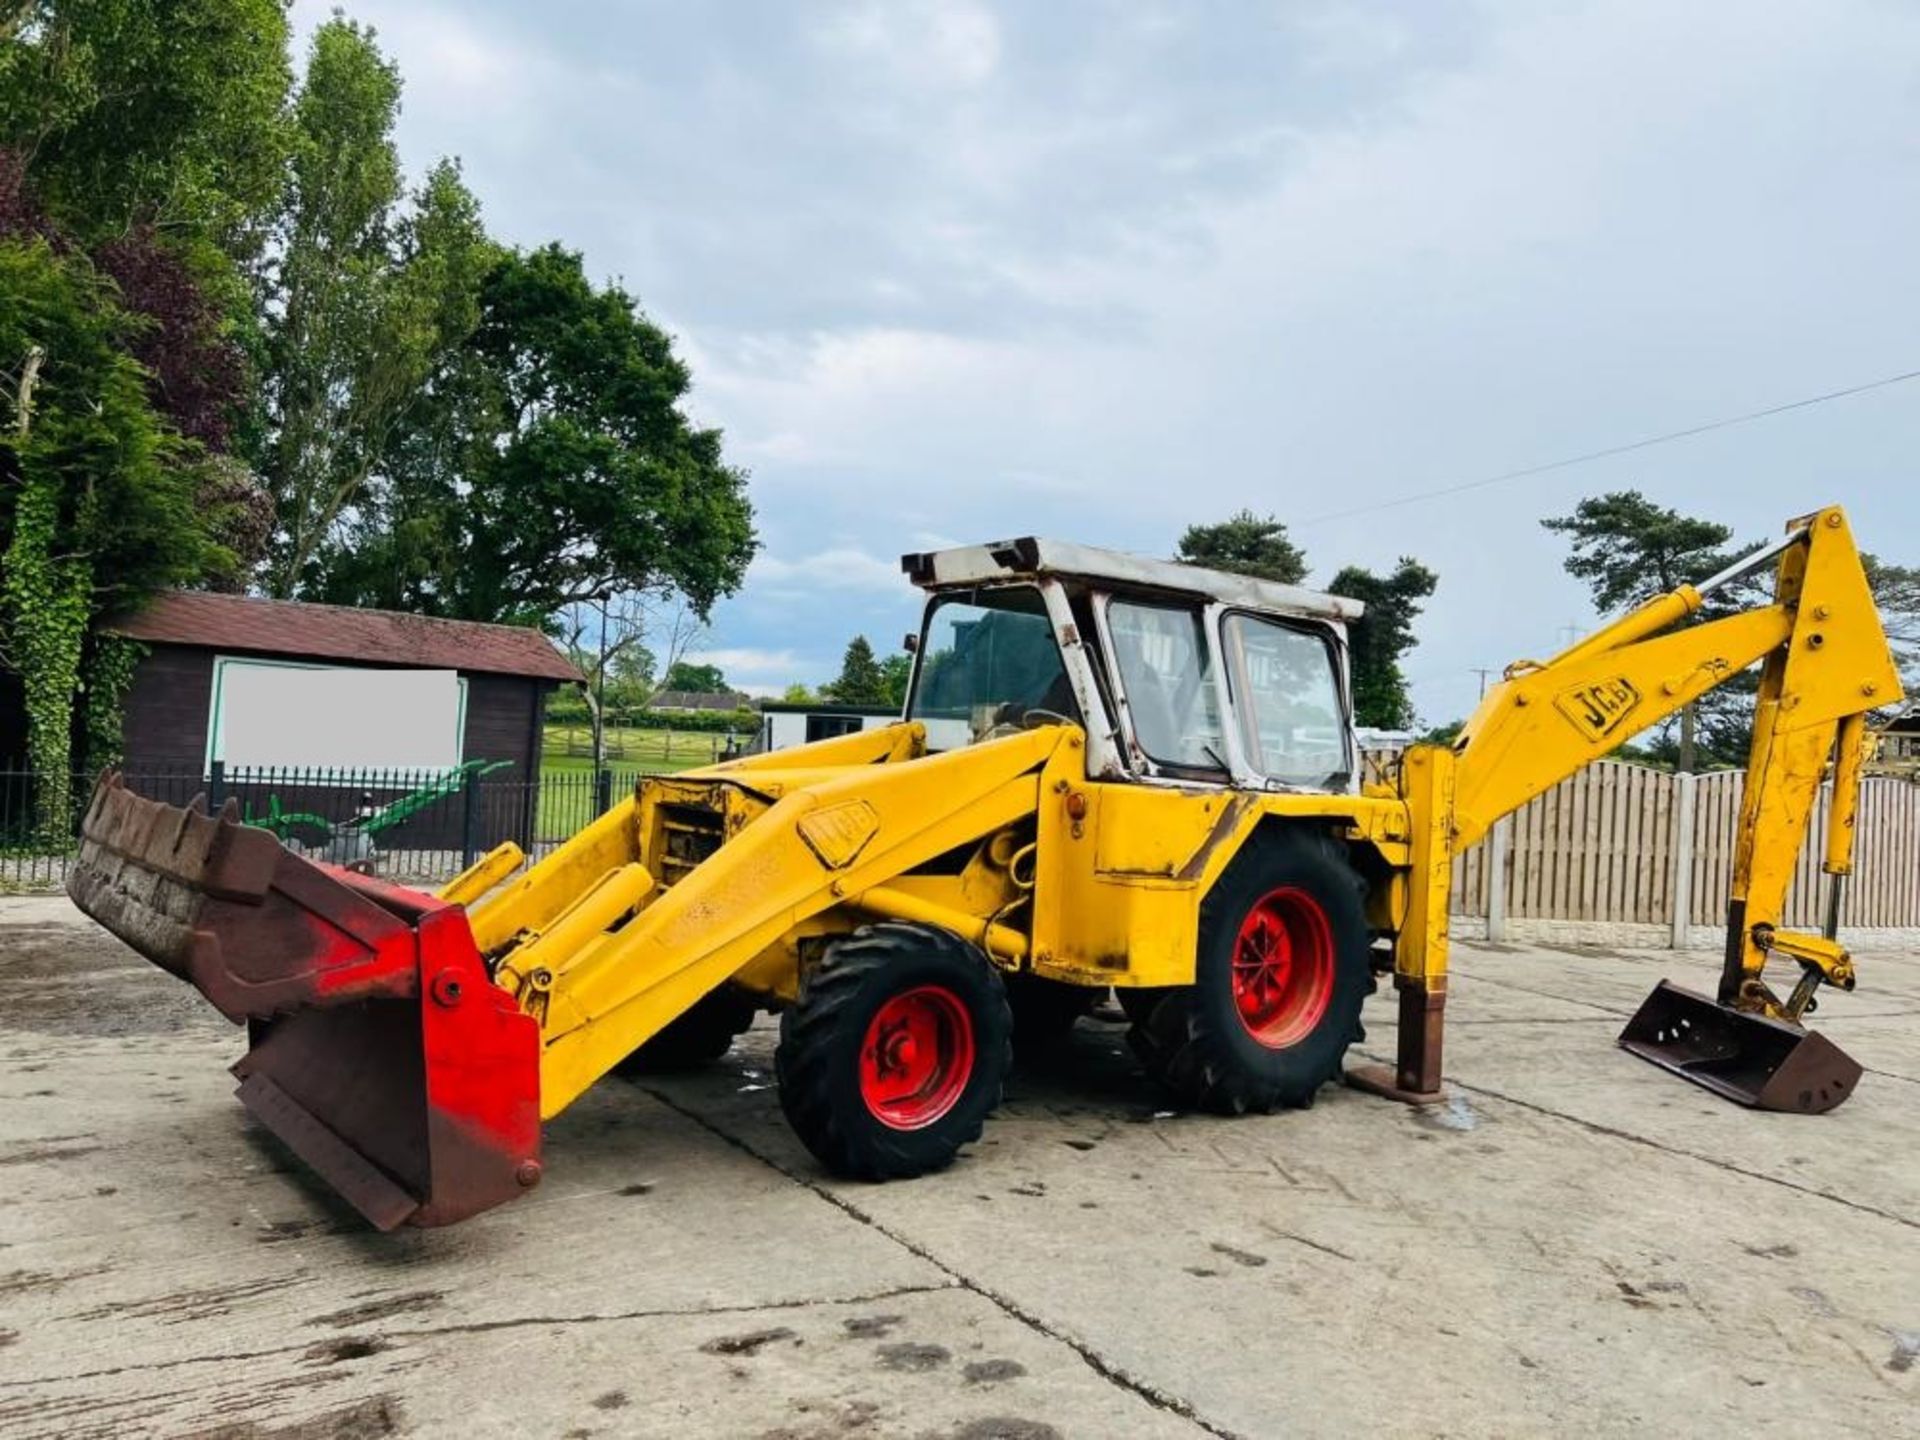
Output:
[1297, 365, 1920, 528]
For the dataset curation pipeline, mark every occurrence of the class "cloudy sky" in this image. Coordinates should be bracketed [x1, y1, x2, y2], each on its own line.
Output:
[291, 0, 1920, 720]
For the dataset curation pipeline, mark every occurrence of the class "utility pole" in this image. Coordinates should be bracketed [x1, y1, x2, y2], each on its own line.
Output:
[1471, 667, 1496, 699]
[593, 594, 610, 772]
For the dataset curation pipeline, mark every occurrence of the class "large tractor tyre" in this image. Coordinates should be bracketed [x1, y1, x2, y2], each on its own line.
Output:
[1129, 830, 1370, 1115]
[777, 922, 1013, 1181]
[1114, 986, 1172, 1028]
[1005, 972, 1098, 1052]
[617, 986, 758, 1075]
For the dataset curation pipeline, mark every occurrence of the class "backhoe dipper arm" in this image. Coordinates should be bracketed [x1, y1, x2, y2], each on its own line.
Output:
[1374, 505, 1902, 1099]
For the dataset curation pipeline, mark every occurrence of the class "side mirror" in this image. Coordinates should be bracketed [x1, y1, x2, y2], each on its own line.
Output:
[902, 633, 919, 654]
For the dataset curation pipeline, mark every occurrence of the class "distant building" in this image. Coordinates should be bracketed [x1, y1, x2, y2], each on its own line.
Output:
[755, 700, 901, 751]
[1355, 726, 1417, 754]
[1873, 707, 1920, 773]
[648, 689, 755, 713]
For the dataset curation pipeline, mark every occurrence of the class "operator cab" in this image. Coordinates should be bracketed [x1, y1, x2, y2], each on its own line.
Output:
[900, 537, 1364, 795]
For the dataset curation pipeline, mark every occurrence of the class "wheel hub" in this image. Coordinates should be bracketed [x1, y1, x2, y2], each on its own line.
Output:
[1231, 886, 1335, 1049]
[860, 985, 974, 1130]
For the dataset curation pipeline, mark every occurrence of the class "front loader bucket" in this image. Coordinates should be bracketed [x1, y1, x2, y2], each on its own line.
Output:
[1618, 980, 1861, 1114]
[67, 773, 542, 1229]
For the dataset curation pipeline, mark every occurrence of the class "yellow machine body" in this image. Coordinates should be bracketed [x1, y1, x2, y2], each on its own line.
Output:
[438, 506, 1897, 1123]
[68, 505, 1903, 1226]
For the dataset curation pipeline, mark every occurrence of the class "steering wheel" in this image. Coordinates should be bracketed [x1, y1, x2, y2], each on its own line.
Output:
[1019, 708, 1076, 730]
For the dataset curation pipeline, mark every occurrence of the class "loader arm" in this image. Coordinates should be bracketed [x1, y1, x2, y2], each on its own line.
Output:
[481, 723, 1065, 1118]
[1369, 504, 1903, 1107]
[65, 720, 1069, 1228]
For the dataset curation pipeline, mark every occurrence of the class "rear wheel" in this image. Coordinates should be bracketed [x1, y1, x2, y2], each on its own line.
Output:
[777, 922, 1012, 1179]
[1005, 972, 1098, 1052]
[1129, 830, 1369, 1114]
[617, 986, 757, 1074]
[1114, 986, 1171, 1028]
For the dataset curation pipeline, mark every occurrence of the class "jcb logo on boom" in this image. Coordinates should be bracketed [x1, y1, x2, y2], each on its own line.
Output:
[1553, 676, 1641, 740]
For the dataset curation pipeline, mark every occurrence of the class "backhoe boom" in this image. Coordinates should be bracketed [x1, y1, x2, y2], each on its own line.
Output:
[1367, 505, 1902, 1107]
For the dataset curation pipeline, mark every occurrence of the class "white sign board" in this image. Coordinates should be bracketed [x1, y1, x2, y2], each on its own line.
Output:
[209, 658, 465, 772]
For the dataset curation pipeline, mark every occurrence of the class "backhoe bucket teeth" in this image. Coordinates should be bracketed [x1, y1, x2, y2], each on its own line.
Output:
[1617, 980, 1861, 1114]
[66, 773, 542, 1229]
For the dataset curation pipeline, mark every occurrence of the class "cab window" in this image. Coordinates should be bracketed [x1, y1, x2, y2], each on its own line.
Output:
[1107, 599, 1226, 771]
[909, 587, 1075, 747]
[1222, 614, 1349, 788]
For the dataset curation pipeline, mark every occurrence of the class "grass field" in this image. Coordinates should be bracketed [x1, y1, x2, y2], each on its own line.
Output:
[535, 722, 754, 837]
[542, 721, 746, 774]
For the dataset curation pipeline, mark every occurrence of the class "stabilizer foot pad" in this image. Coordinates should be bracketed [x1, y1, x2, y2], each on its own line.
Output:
[1344, 1063, 1447, 1106]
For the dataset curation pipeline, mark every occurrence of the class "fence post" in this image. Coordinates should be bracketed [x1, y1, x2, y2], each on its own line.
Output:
[1670, 771, 1697, 949]
[461, 765, 481, 868]
[208, 759, 226, 813]
[1486, 815, 1509, 943]
[595, 766, 613, 818]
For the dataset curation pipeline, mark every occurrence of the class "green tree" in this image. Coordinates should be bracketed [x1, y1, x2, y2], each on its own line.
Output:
[608, 641, 658, 695]
[0, 0, 292, 248]
[1, 6, 290, 817]
[0, 244, 215, 832]
[1175, 510, 1307, 584]
[1328, 558, 1437, 730]
[664, 661, 727, 694]
[1863, 555, 1918, 698]
[879, 651, 912, 707]
[1542, 491, 1759, 771]
[781, 682, 816, 704]
[824, 635, 888, 705]
[255, 19, 493, 594]
[313, 243, 756, 627]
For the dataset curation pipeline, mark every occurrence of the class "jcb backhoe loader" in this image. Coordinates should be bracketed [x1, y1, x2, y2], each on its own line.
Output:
[68, 505, 1901, 1229]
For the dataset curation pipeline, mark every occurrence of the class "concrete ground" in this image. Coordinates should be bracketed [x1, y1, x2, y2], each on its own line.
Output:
[0, 895, 1915, 1440]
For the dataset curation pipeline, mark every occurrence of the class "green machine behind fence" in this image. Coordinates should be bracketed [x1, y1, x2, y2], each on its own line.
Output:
[247, 759, 512, 871]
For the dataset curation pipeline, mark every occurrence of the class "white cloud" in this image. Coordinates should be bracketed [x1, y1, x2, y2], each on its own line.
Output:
[748, 547, 909, 593]
[290, 1, 1920, 731]
[818, 0, 1001, 89]
[684, 646, 804, 677]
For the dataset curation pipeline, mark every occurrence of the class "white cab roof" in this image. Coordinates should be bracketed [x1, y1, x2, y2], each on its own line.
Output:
[900, 536, 1365, 624]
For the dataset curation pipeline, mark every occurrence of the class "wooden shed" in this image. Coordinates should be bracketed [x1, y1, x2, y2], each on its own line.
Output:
[80, 591, 582, 855]
[104, 590, 580, 773]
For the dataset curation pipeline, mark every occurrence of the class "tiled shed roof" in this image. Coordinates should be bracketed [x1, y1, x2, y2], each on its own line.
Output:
[107, 590, 583, 682]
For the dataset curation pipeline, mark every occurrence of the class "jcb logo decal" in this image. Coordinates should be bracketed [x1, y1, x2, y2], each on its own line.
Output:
[1554, 677, 1642, 740]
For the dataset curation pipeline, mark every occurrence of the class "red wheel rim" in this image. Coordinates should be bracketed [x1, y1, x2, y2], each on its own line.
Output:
[859, 985, 975, 1130]
[1231, 886, 1335, 1049]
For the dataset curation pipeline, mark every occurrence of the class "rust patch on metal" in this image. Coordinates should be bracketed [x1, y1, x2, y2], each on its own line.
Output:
[1176, 794, 1254, 881]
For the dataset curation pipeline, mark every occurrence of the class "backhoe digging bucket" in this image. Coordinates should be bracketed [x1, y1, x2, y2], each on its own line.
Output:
[1618, 980, 1861, 1115]
[67, 773, 542, 1229]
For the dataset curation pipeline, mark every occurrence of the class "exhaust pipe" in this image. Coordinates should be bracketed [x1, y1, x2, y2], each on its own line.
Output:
[67, 773, 542, 1229]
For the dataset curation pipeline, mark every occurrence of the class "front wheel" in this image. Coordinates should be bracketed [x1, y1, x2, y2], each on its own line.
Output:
[776, 922, 1012, 1180]
[616, 986, 757, 1074]
[1130, 829, 1370, 1114]
[1004, 972, 1098, 1052]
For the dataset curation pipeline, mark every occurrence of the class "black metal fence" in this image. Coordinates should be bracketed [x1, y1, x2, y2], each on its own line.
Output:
[0, 761, 696, 890]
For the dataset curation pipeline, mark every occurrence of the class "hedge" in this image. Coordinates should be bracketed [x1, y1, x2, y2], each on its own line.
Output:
[544, 702, 760, 734]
